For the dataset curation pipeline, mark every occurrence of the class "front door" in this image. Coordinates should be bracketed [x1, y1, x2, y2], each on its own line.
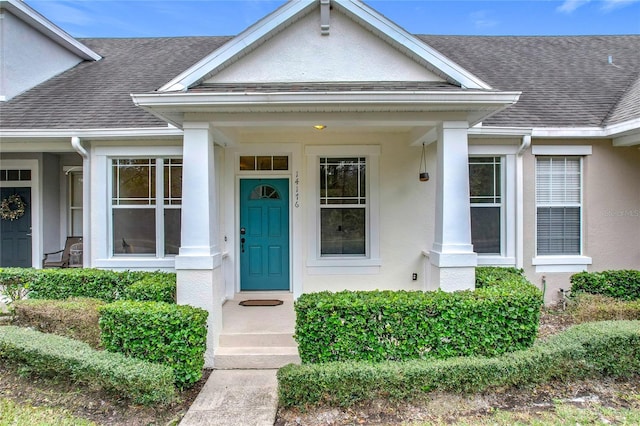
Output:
[0, 187, 32, 267]
[240, 179, 290, 291]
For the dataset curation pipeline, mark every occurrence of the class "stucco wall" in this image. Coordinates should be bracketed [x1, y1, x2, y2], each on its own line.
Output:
[0, 10, 81, 101]
[209, 8, 443, 83]
[522, 139, 640, 303]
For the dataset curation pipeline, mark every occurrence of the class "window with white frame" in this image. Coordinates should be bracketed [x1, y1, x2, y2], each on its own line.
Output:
[111, 158, 182, 256]
[536, 156, 581, 256]
[469, 156, 503, 255]
[68, 171, 83, 236]
[320, 157, 367, 256]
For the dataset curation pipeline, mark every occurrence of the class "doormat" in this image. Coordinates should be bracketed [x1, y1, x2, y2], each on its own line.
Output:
[239, 299, 284, 307]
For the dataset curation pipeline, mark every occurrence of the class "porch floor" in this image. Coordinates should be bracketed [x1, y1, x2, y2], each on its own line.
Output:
[215, 292, 300, 369]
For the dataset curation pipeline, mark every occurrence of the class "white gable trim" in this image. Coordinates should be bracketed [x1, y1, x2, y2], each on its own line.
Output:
[159, 0, 491, 92]
[1, 0, 101, 61]
[332, 0, 491, 90]
[159, 1, 316, 92]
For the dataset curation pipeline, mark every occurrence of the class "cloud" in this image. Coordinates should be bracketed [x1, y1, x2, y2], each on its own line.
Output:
[557, 0, 590, 13]
[557, 0, 640, 13]
[470, 10, 498, 29]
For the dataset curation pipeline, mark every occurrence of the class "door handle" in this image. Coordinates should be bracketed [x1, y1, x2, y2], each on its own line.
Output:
[241, 238, 246, 253]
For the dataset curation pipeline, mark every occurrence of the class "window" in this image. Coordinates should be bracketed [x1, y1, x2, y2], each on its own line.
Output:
[68, 171, 83, 236]
[536, 157, 581, 255]
[240, 155, 289, 171]
[469, 157, 503, 255]
[111, 158, 182, 256]
[319, 157, 366, 256]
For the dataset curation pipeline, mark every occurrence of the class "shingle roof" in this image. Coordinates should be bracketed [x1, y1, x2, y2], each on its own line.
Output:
[419, 35, 640, 128]
[1, 34, 639, 130]
[0, 37, 231, 129]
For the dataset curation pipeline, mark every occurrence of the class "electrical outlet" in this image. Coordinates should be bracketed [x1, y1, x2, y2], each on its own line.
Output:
[412, 273, 418, 281]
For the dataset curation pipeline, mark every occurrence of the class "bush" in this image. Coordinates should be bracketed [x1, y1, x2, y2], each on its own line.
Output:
[124, 274, 176, 303]
[0, 267, 36, 305]
[25, 269, 149, 302]
[99, 301, 208, 388]
[278, 320, 640, 408]
[294, 267, 542, 363]
[571, 270, 640, 301]
[12, 298, 105, 349]
[568, 293, 640, 323]
[0, 326, 175, 405]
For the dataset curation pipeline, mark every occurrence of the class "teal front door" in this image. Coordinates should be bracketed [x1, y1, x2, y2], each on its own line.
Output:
[240, 179, 290, 291]
[0, 187, 32, 267]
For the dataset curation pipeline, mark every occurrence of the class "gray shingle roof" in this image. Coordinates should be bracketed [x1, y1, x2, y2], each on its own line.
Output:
[0, 37, 231, 129]
[1, 34, 638, 130]
[419, 35, 640, 128]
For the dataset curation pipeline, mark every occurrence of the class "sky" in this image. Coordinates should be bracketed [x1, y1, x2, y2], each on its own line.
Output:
[26, 0, 640, 38]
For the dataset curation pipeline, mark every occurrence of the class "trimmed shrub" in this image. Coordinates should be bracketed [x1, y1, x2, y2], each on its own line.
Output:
[294, 268, 542, 363]
[99, 301, 208, 388]
[571, 270, 640, 301]
[568, 293, 640, 323]
[0, 267, 36, 304]
[124, 274, 176, 303]
[25, 269, 149, 302]
[278, 320, 640, 408]
[12, 298, 105, 349]
[0, 326, 175, 405]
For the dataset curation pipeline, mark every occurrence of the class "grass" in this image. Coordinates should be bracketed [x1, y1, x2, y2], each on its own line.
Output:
[408, 400, 640, 425]
[0, 398, 97, 426]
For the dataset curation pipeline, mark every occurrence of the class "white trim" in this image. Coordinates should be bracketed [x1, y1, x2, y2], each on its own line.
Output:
[2, 0, 101, 61]
[531, 255, 592, 273]
[531, 145, 592, 156]
[477, 256, 516, 266]
[305, 145, 381, 272]
[0, 127, 183, 139]
[0, 159, 40, 268]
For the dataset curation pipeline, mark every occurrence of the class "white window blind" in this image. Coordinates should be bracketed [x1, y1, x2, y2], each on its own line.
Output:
[536, 157, 581, 255]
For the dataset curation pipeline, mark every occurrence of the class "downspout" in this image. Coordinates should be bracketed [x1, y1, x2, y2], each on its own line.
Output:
[71, 137, 91, 268]
[515, 134, 531, 269]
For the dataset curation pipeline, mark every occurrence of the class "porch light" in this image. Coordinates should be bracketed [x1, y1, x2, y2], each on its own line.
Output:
[313, 125, 327, 130]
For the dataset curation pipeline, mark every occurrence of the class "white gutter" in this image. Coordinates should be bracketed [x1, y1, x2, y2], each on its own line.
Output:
[71, 137, 91, 268]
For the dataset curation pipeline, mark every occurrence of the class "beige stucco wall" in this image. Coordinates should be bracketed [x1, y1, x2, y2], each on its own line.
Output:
[522, 139, 640, 304]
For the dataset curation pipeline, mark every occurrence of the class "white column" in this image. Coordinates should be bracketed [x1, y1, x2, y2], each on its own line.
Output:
[175, 121, 222, 368]
[430, 121, 477, 292]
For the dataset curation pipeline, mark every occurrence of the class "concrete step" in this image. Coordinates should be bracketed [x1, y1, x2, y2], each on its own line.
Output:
[214, 346, 301, 369]
[219, 332, 297, 348]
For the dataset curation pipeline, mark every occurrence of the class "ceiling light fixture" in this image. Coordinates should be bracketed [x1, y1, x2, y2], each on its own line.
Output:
[313, 125, 327, 130]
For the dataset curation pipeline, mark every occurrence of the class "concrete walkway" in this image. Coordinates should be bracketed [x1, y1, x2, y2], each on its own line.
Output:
[179, 369, 278, 426]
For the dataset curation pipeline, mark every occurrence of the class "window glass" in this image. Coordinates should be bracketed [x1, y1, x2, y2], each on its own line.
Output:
[112, 159, 155, 205]
[112, 208, 156, 254]
[319, 157, 366, 256]
[469, 157, 502, 255]
[164, 209, 181, 255]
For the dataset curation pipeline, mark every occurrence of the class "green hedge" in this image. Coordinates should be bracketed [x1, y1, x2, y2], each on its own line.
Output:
[278, 320, 640, 408]
[124, 274, 176, 303]
[294, 267, 542, 363]
[571, 270, 640, 301]
[99, 301, 207, 389]
[0, 326, 175, 405]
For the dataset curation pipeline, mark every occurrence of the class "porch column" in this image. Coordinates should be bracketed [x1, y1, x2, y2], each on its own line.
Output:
[175, 121, 222, 368]
[429, 121, 477, 292]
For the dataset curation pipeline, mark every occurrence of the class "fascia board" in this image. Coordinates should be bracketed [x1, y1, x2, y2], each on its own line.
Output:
[3, 0, 101, 61]
[158, 0, 316, 92]
[0, 127, 183, 139]
[133, 90, 521, 108]
[469, 126, 533, 137]
[333, 0, 492, 90]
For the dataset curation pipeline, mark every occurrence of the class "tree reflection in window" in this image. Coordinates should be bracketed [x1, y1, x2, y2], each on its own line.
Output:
[250, 185, 281, 200]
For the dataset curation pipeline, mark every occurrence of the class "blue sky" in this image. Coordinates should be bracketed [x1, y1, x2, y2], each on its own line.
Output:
[26, 0, 640, 38]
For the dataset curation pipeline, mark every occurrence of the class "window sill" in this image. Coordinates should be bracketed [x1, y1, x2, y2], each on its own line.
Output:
[93, 258, 176, 270]
[477, 256, 516, 266]
[531, 256, 592, 273]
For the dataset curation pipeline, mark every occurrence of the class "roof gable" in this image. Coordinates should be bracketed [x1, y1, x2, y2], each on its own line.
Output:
[160, 0, 491, 92]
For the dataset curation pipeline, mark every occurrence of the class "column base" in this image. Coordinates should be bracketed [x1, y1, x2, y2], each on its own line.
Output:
[177, 267, 224, 368]
[429, 264, 476, 292]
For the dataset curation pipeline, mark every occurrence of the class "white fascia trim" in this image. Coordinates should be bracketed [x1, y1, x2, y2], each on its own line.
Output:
[133, 91, 521, 109]
[531, 118, 640, 141]
[0, 127, 183, 139]
[3, 0, 101, 61]
[333, 0, 492, 90]
[469, 126, 532, 138]
[531, 145, 592, 156]
[158, 1, 316, 92]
